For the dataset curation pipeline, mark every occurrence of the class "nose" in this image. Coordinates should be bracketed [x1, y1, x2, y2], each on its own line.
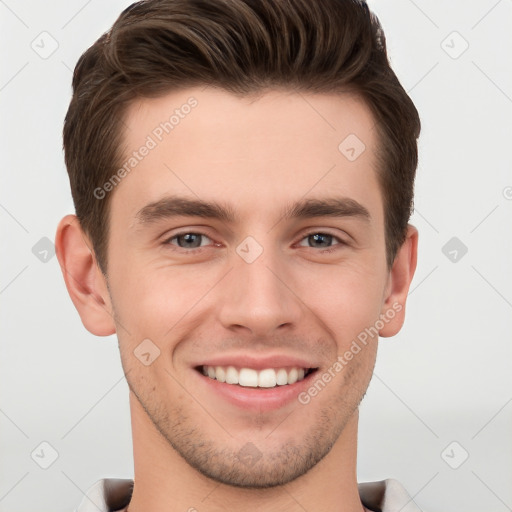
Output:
[217, 243, 303, 338]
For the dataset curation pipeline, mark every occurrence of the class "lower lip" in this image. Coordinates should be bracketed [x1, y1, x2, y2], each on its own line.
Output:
[194, 369, 317, 412]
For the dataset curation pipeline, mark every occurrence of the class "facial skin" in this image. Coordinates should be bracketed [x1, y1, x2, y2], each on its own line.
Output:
[56, 87, 417, 512]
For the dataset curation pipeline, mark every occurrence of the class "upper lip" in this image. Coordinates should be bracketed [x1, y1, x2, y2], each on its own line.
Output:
[194, 353, 320, 371]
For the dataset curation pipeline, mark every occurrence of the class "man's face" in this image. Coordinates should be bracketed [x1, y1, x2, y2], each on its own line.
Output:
[105, 87, 393, 487]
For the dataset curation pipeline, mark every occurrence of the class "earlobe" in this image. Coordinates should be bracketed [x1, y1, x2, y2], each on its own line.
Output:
[379, 224, 418, 338]
[55, 214, 116, 336]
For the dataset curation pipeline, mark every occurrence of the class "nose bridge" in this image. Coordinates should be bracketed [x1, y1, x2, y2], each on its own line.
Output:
[217, 236, 302, 336]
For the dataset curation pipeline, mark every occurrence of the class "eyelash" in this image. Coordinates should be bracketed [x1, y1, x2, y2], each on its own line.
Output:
[163, 230, 347, 254]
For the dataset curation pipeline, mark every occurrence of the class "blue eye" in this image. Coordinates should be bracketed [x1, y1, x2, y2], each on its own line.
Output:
[298, 232, 345, 252]
[163, 230, 346, 254]
[166, 232, 213, 249]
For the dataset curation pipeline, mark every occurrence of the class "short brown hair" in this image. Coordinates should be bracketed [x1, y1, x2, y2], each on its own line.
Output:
[63, 0, 420, 274]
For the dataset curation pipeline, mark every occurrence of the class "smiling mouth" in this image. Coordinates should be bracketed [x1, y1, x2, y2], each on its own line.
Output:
[196, 365, 318, 388]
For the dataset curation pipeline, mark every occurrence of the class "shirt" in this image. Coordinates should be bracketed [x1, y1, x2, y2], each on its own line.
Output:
[74, 477, 423, 512]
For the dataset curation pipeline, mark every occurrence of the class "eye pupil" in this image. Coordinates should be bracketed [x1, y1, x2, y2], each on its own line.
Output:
[170, 232, 339, 252]
[309, 233, 332, 248]
[178, 233, 202, 248]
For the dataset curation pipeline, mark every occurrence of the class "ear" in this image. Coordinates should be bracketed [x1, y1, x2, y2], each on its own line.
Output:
[379, 224, 418, 337]
[55, 214, 116, 336]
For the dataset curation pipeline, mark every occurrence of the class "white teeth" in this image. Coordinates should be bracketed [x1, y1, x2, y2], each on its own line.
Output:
[288, 368, 298, 385]
[239, 368, 258, 387]
[201, 365, 311, 388]
[276, 368, 288, 385]
[258, 368, 277, 388]
[215, 366, 226, 383]
[225, 366, 239, 384]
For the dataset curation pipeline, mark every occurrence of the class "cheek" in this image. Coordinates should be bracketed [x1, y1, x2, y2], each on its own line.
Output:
[109, 260, 216, 342]
[110, 244, 387, 346]
[295, 263, 386, 339]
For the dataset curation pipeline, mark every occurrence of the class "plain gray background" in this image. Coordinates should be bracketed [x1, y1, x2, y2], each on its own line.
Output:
[1, 1, 511, 511]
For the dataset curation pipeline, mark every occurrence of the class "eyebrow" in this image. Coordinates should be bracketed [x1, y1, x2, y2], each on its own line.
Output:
[134, 195, 371, 226]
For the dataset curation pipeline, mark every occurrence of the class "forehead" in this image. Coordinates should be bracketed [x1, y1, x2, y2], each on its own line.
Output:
[112, 86, 382, 227]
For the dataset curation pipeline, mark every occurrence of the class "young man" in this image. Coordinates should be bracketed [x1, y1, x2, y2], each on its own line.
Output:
[56, 0, 421, 510]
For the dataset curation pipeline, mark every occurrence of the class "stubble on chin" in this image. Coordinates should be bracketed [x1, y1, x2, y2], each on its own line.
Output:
[124, 349, 372, 489]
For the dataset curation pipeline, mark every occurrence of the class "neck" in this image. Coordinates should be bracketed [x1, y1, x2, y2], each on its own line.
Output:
[126, 392, 364, 512]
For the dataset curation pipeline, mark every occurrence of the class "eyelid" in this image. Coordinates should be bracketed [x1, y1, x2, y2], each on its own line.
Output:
[295, 229, 348, 247]
[163, 230, 215, 247]
[163, 228, 349, 252]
